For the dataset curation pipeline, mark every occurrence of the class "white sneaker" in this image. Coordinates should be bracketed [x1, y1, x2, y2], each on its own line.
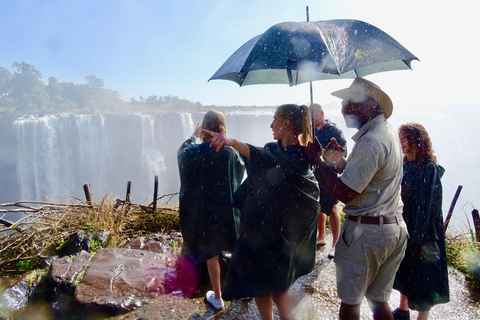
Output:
[328, 247, 335, 259]
[206, 290, 224, 310]
[316, 239, 326, 246]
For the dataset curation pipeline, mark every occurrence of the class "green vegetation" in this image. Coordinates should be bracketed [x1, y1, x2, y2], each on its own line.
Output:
[15, 259, 38, 272]
[447, 232, 480, 294]
[82, 221, 95, 233]
[0, 61, 204, 115]
[24, 269, 45, 286]
[55, 238, 67, 252]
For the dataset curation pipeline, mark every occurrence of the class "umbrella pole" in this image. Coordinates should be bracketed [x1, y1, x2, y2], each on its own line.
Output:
[309, 80, 313, 106]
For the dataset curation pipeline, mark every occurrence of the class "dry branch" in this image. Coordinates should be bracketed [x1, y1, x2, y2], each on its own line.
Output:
[0, 196, 180, 274]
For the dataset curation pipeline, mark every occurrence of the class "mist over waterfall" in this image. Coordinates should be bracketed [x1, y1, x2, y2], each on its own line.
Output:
[0, 110, 277, 207]
[1, 104, 478, 234]
[13, 114, 111, 201]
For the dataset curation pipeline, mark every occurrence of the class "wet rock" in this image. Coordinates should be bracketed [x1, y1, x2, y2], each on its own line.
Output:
[62, 230, 111, 256]
[74, 247, 197, 312]
[49, 250, 92, 289]
[0, 272, 44, 312]
[120, 232, 182, 254]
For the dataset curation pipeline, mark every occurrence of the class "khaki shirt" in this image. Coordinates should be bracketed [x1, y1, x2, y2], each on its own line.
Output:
[340, 114, 403, 217]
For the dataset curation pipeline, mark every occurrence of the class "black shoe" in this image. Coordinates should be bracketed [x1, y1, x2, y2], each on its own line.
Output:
[392, 308, 410, 320]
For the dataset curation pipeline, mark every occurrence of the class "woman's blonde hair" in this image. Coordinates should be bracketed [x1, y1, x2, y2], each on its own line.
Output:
[200, 109, 227, 142]
[398, 122, 436, 163]
[276, 104, 312, 146]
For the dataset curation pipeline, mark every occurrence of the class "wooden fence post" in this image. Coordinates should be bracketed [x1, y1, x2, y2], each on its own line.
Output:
[472, 209, 480, 243]
[83, 183, 92, 206]
[152, 176, 158, 213]
[444, 185, 463, 232]
[125, 181, 131, 203]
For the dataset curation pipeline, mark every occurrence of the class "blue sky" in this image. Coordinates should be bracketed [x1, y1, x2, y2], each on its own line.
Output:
[1, 0, 477, 108]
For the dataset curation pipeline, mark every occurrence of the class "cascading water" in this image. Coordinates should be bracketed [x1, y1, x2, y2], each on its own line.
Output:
[13, 114, 111, 201]
[3, 111, 276, 206]
[139, 114, 167, 194]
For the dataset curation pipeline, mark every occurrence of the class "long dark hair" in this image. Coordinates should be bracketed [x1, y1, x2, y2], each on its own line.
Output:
[399, 122, 437, 163]
[277, 104, 312, 146]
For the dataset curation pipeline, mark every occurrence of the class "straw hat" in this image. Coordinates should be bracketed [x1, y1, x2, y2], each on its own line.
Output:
[331, 77, 393, 119]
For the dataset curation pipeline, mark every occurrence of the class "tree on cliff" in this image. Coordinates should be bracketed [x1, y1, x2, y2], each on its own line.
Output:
[4, 62, 49, 112]
[0, 61, 204, 114]
[0, 67, 13, 99]
[85, 75, 105, 88]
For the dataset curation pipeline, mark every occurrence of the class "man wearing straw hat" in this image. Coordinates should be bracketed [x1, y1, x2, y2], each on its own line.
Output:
[306, 77, 408, 320]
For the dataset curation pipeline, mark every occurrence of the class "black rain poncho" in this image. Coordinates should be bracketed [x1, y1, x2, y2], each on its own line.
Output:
[177, 139, 245, 266]
[393, 159, 450, 311]
[222, 142, 320, 300]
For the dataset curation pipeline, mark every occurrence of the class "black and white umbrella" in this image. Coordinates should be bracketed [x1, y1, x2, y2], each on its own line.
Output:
[209, 16, 418, 105]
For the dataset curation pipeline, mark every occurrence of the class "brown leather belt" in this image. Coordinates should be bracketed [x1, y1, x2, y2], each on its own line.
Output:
[346, 214, 402, 225]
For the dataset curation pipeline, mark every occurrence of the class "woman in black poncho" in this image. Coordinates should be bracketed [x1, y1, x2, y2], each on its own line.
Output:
[204, 104, 320, 320]
[177, 110, 245, 309]
[392, 123, 449, 320]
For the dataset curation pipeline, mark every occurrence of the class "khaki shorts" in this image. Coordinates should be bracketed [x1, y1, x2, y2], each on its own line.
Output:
[334, 216, 408, 305]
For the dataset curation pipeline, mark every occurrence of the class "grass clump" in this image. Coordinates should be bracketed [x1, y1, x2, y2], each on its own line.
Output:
[446, 231, 480, 294]
[0, 194, 180, 275]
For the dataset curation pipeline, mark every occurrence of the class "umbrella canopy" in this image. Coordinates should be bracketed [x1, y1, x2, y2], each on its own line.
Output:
[209, 19, 418, 95]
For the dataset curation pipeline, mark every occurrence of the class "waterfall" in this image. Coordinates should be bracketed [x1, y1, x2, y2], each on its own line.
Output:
[139, 114, 167, 193]
[13, 114, 111, 201]
[4, 111, 275, 205]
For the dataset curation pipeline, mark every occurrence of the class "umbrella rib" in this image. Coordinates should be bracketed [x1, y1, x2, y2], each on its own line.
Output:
[312, 22, 342, 76]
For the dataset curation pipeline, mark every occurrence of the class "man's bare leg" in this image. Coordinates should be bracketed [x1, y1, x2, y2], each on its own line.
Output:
[255, 296, 274, 320]
[317, 210, 327, 243]
[329, 204, 341, 247]
[339, 301, 361, 320]
[368, 299, 394, 320]
[272, 290, 296, 320]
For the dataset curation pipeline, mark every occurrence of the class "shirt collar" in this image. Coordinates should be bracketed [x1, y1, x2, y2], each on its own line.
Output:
[352, 114, 386, 142]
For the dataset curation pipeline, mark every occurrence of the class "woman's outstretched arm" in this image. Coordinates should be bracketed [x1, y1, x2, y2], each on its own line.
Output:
[202, 129, 251, 159]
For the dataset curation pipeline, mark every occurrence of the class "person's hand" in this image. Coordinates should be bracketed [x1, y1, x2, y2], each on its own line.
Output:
[305, 136, 323, 165]
[324, 138, 345, 164]
[203, 129, 231, 152]
[192, 123, 202, 138]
